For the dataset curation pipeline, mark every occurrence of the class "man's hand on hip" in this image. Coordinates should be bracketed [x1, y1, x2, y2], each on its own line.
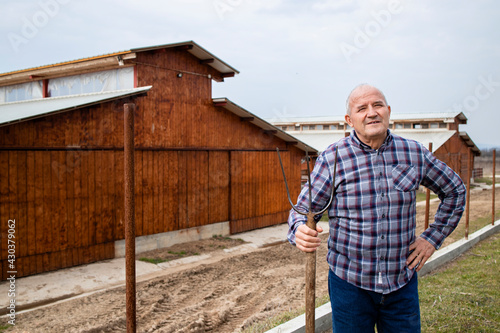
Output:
[295, 224, 323, 253]
[407, 237, 436, 272]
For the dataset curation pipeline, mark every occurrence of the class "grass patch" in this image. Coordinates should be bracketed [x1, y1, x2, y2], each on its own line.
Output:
[212, 234, 238, 241]
[474, 177, 494, 185]
[416, 191, 438, 202]
[168, 250, 187, 256]
[139, 257, 167, 264]
[419, 233, 500, 332]
[0, 324, 12, 332]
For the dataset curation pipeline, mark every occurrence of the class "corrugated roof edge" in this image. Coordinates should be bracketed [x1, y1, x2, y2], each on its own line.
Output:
[213, 97, 318, 154]
[131, 40, 239, 75]
[0, 41, 239, 78]
[0, 86, 152, 127]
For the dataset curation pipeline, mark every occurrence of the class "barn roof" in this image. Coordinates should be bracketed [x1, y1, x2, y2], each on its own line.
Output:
[0, 41, 238, 86]
[213, 98, 318, 154]
[0, 86, 151, 127]
[131, 41, 239, 77]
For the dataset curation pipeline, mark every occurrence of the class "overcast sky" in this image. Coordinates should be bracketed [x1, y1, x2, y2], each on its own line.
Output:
[1, 0, 499, 148]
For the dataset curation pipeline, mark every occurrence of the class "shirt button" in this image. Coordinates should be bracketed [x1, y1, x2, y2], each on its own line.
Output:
[382, 214, 386, 218]
[380, 256, 385, 260]
[379, 172, 383, 176]
[381, 193, 385, 197]
[381, 235, 385, 239]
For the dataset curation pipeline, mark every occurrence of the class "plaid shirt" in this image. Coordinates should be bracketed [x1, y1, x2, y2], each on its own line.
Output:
[288, 130, 466, 294]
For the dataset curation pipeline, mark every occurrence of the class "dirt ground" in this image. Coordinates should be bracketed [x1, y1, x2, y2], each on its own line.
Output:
[2, 188, 498, 333]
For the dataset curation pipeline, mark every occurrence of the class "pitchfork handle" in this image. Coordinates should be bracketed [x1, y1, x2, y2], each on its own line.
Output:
[305, 212, 317, 333]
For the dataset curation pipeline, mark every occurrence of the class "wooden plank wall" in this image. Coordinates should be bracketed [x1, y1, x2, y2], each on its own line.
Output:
[0, 145, 301, 279]
[229, 148, 302, 234]
[434, 133, 475, 181]
[0, 150, 116, 280]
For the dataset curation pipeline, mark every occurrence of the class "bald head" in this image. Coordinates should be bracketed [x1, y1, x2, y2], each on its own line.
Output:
[346, 84, 388, 115]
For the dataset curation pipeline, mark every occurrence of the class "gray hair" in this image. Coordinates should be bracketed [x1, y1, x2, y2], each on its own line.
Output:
[345, 84, 388, 115]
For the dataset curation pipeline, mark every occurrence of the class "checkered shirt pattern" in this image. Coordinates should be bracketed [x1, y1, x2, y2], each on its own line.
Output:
[288, 130, 466, 294]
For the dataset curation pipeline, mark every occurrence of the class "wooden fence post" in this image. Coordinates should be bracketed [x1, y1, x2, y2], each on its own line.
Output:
[465, 149, 471, 240]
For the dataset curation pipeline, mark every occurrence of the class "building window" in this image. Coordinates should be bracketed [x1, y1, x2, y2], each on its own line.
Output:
[439, 123, 448, 129]
[404, 123, 411, 129]
[413, 123, 422, 129]
[430, 122, 439, 129]
[395, 123, 403, 129]
[338, 124, 344, 130]
[47, 67, 134, 97]
[0, 81, 44, 103]
[421, 123, 429, 129]
[303, 125, 321, 130]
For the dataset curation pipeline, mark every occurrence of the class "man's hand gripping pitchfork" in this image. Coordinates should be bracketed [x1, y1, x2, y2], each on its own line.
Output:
[276, 148, 338, 333]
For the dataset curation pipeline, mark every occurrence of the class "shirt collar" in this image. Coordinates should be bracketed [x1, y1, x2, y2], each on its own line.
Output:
[350, 129, 393, 152]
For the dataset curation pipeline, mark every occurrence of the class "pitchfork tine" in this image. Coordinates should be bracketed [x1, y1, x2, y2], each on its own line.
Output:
[276, 148, 308, 216]
[276, 147, 337, 217]
[315, 147, 337, 215]
[305, 150, 313, 213]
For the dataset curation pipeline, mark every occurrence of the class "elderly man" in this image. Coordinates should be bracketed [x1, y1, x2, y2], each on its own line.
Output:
[287, 84, 466, 332]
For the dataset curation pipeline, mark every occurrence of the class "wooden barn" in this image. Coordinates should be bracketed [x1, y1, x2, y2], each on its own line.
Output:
[0, 41, 316, 280]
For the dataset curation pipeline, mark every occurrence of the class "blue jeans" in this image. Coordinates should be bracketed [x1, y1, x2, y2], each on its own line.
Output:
[328, 270, 421, 333]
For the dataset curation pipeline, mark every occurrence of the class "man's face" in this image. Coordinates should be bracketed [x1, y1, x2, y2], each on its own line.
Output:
[345, 86, 391, 149]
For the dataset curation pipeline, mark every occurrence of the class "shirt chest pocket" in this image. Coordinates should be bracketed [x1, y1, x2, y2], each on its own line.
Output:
[392, 164, 419, 192]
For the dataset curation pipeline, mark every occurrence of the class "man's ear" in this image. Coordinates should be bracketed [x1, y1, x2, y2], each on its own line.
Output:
[345, 114, 353, 127]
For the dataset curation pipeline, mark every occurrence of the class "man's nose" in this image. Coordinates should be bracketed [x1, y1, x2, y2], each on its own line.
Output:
[367, 105, 377, 116]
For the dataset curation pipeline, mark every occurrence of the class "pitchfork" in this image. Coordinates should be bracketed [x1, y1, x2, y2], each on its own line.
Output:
[276, 147, 337, 333]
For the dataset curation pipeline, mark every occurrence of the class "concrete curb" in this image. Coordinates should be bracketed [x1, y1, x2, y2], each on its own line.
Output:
[418, 220, 500, 276]
[266, 220, 500, 333]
